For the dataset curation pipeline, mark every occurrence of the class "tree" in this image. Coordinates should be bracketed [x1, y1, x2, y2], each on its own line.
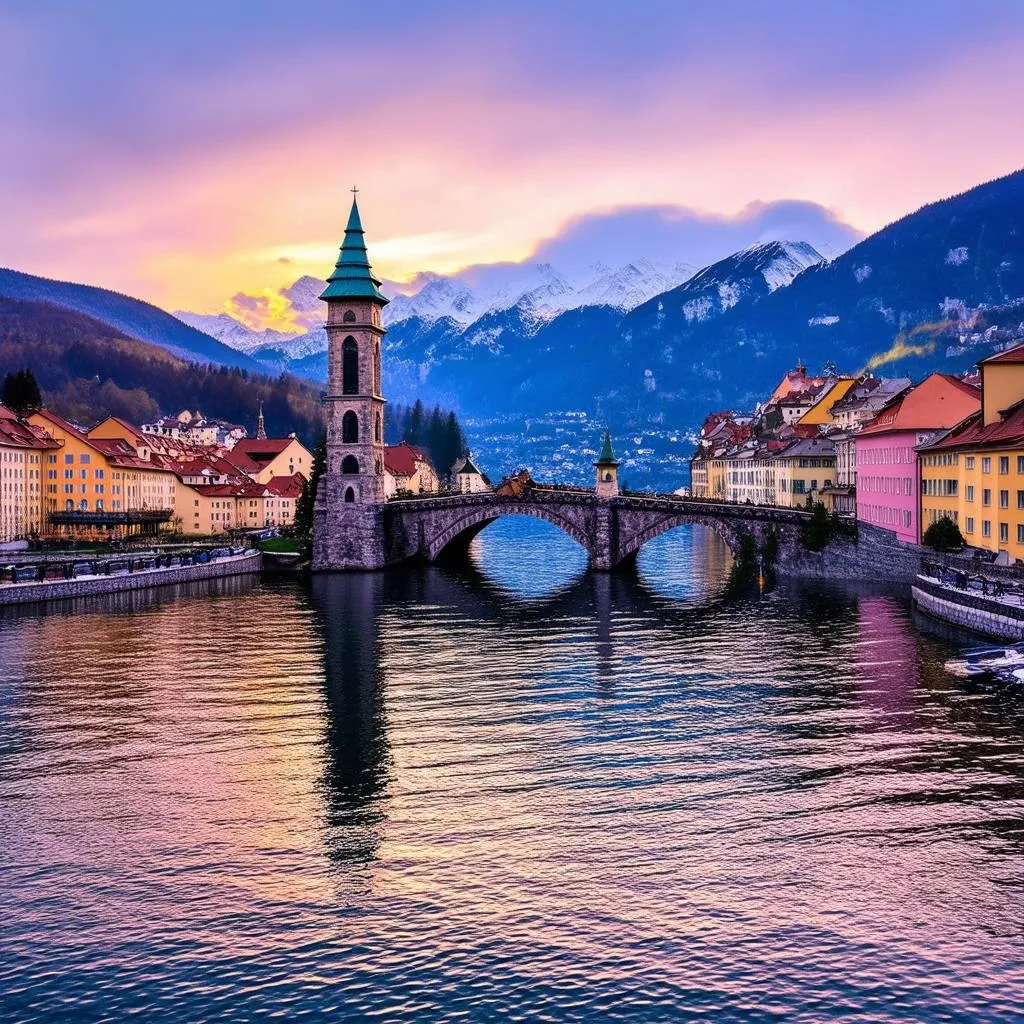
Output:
[800, 501, 833, 551]
[1, 368, 42, 415]
[293, 434, 327, 560]
[922, 516, 964, 552]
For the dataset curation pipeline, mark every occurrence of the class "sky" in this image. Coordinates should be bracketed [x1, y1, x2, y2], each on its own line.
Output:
[1, 0, 1023, 331]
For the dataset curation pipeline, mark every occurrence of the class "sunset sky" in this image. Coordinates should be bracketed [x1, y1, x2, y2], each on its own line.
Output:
[2, 0, 1023, 331]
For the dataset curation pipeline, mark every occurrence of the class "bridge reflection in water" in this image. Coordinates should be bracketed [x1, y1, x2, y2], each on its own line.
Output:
[3, 521, 1024, 1021]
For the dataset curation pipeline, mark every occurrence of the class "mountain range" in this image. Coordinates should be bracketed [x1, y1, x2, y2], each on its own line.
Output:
[2, 169, 1023, 435]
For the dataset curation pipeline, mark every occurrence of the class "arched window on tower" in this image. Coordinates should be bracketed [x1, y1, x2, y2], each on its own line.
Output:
[342, 410, 359, 443]
[374, 341, 380, 394]
[343, 309, 356, 323]
[342, 455, 359, 475]
[342, 337, 359, 394]
[344, 487, 355, 503]
[374, 412, 382, 443]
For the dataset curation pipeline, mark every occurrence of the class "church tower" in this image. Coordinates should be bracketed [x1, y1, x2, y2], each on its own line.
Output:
[312, 193, 389, 570]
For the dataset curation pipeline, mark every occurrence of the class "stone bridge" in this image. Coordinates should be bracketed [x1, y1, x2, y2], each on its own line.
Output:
[363, 486, 812, 571]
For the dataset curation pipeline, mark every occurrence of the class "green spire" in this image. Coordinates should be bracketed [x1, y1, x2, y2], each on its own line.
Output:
[595, 429, 619, 466]
[320, 195, 389, 304]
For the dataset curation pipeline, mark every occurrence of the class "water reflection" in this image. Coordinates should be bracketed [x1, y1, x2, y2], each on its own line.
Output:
[1, 526, 1023, 1023]
[309, 574, 391, 863]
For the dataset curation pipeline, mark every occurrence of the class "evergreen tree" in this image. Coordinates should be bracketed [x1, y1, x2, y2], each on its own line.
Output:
[294, 434, 327, 560]
[1, 369, 42, 415]
[922, 516, 964, 552]
[407, 399, 425, 446]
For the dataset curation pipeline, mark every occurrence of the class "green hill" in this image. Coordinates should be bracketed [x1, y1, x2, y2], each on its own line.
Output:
[0, 298, 325, 444]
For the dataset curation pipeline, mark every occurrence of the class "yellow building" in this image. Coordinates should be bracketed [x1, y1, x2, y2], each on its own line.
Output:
[772, 437, 836, 508]
[29, 410, 178, 538]
[794, 376, 858, 430]
[0, 405, 59, 542]
[919, 345, 1024, 561]
[229, 437, 311, 484]
[176, 476, 304, 536]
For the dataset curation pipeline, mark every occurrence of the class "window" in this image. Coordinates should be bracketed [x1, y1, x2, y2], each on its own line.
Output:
[983, 488, 992, 506]
[343, 309, 356, 323]
[80, 453, 90, 465]
[341, 455, 359, 475]
[344, 486, 355, 503]
[966, 456, 975, 470]
[1018, 456, 1024, 474]
[983, 520, 992, 537]
[1000, 522, 1009, 543]
[983, 457, 991, 473]
[966, 517, 975, 534]
[64, 454, 74, 464]
[1018, 490, 1024, 510]
[342, 411, 359, 443]
[1000, 456, 1010, 474]
[342, 337, 359, 394]
[1000, 489, 1009, 509]
[1018, 524, 1024, 544]
[966, 485, 975, 502]
[375, 412, 383, 444]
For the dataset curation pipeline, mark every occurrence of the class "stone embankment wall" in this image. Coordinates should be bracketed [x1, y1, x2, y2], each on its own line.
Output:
[0, 551, 262, 607]
[778, 522, 925, 584]
[912, 576, 1024, 641]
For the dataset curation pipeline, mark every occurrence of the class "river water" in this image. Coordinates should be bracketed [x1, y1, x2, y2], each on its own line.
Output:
[1, 519, 1022, 1023]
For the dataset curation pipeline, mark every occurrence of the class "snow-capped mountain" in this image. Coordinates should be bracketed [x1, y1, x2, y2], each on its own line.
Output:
[640, 241, 824, 325]
[173, 311, 298, 354]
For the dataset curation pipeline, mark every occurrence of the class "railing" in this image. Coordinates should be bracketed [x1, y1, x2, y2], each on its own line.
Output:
[920, 559, 1024, 603]
[0, 546, 255, 586]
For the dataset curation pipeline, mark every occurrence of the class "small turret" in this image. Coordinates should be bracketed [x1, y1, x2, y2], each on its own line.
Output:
[594, 430, 620, 497]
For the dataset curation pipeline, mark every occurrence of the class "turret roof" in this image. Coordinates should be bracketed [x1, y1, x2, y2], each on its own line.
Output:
[320, 196, 389, 304]
[594, 429, 619, 466]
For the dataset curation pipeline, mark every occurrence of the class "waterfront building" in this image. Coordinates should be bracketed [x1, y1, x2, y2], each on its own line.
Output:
[454, 454, 491, 494]
[820, 431, 857, 515]
[175, 473, 304, 534]
[772, 437, 836, 508]
[383, 442, 439, 498]
[722, 439, 781, 505]
[918, 344, 1024, 560]
[0, 404, 60, 542]
[594, 431, 620, 497]
[689, 413, 751, 499]
[855, 373, 979, 543]
[29, 409, 179, 537]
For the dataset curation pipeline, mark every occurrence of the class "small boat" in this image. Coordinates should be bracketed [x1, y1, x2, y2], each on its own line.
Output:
[944, 642, 1024, 678]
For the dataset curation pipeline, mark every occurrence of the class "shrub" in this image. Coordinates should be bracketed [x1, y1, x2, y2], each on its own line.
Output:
[922, 516, 965, 552]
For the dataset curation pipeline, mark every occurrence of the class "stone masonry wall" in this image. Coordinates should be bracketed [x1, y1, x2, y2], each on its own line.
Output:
[0, 551, 261, 607]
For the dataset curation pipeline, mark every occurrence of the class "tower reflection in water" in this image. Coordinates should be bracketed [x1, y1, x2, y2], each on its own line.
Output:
[309, 573, 391, 863]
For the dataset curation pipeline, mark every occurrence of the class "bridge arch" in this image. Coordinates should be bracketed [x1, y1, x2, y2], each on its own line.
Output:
[426, 504, 594, 562]
[614, 512, 749, 565]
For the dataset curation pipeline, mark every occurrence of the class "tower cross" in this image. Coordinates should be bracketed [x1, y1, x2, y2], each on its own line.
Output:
[351, 185, 359, 196]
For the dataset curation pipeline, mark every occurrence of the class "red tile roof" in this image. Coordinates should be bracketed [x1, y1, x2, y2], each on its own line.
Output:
[232, 438, 295, 461]
[265, 473, 304, 498]
[979, 342, 1024, 364]
[0, 415, 60, 450]
[925, 400, 1024, 452]
[858, 373, 980, 435]
[384, 442, 432, 477]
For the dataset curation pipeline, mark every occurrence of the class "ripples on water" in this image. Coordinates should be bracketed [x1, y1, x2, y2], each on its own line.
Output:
[1, 518, 1023, 1022]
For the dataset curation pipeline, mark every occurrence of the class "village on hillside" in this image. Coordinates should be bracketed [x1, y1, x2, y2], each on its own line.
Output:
[691, 340, 1024, 564]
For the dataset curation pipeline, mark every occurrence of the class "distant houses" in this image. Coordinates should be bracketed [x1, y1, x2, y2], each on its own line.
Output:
[690, 340, 1024, 564]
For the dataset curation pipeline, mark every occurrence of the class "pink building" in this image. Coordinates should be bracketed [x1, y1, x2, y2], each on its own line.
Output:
[855, 373, 980, 543]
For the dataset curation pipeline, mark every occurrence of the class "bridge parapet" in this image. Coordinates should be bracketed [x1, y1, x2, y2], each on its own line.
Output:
[382, 487, 811, 571]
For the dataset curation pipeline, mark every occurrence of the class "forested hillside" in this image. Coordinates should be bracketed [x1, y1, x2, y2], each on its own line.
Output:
[0, 298, 326, 444]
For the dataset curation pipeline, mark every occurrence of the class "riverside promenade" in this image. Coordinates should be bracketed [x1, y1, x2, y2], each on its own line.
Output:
[0, 548, 261, 607]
